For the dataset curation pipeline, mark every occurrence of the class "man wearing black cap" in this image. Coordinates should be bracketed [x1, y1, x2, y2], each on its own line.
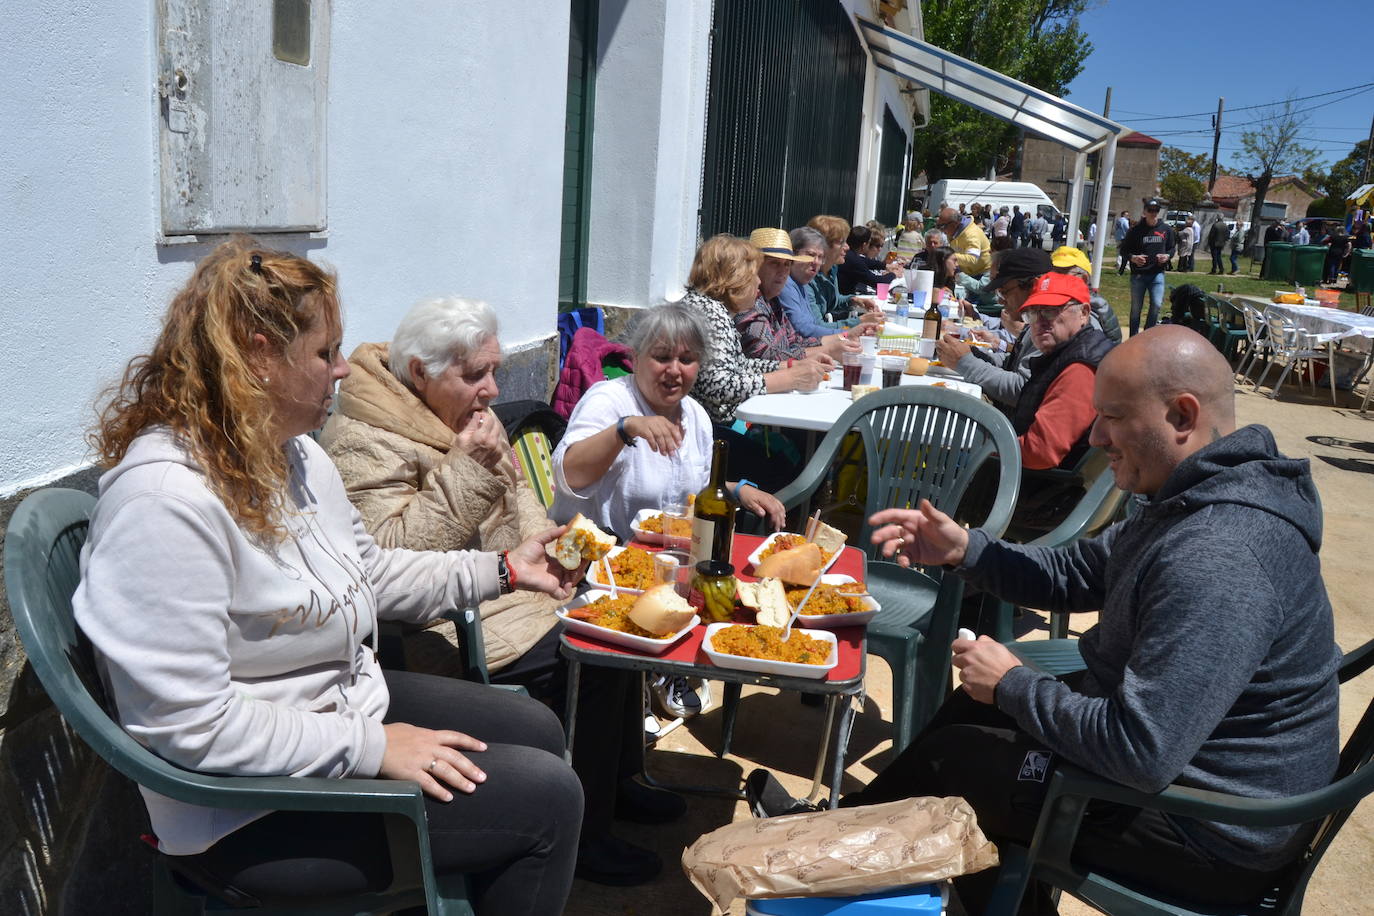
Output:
[1119, 200, 1176, 335]
[937, 247, 1050, 407]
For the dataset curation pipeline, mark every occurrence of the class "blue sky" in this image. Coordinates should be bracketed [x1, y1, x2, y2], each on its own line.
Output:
[1063, 0, 1373, 173]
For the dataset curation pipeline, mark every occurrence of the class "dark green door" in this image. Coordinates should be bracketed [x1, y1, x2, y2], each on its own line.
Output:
[876, 105, 909, 227]
[559, 0, 597, 310]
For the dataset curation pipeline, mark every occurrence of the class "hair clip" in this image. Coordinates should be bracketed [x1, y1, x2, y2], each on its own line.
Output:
[249, 254, 263, 274]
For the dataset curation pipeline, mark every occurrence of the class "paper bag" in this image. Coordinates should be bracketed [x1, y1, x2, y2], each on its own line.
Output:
[681, 797, 998, 913]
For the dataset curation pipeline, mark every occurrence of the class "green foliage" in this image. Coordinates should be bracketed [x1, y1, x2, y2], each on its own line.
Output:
[1303, 140, 1370, 206]
[1160, 146, 1212, 185]
[1306, 196, 1347, 218]
[914, 0, 1094, 182]
[1160, 173, 1206, 209]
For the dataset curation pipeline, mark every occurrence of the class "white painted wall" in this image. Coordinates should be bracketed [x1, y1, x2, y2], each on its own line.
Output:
[0, 2, 570, 494]
[585, 0, 711, 309]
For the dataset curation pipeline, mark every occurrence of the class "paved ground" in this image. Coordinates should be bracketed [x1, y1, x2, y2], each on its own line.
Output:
[564, 369, 1374, 915]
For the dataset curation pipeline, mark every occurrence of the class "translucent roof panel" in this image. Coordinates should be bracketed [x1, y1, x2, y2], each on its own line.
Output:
[856, 17, 1123, 153]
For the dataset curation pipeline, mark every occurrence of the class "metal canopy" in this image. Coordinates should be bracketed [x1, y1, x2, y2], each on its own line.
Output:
[855, 17, 1123, 153]
[854, 16, 1125, 286]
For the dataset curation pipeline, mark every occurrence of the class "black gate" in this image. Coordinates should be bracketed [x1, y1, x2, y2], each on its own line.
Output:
[700, 0, 866, 238]
[876, 105, 908, 227]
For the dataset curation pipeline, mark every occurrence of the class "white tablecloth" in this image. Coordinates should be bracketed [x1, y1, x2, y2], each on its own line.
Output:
[1233, 295, 1374, 347]
[734, 370, 983, 433]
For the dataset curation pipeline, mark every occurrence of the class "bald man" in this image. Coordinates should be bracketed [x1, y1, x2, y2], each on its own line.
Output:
[842, 327, 1342, 911]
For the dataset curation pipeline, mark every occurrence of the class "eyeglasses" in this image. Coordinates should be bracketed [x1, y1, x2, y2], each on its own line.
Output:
[1023, 305, 1080, 324]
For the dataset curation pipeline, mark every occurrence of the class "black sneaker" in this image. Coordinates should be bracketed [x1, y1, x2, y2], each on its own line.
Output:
[652, 676, 705, 718]
[575, 833, 662, 886]
[744, 769, 825, 819]
[615, 777, 687, 824]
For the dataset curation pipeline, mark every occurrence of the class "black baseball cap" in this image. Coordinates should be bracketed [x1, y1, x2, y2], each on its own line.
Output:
[985, 247, 1053, 292]
[1144, 198, 1163, 211]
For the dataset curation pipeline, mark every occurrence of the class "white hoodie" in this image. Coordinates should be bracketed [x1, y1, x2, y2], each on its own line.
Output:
[73, 429, 500, 854]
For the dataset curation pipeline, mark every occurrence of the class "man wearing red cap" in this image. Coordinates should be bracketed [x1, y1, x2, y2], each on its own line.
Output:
[1009, 272, 1114, 471]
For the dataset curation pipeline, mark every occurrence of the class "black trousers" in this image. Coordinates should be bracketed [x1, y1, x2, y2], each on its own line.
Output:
[490, 624, 644, 835]
[842, 685, 1275, 914]
[182, 670, 582, 916]
[1209, 245, 1225, 273]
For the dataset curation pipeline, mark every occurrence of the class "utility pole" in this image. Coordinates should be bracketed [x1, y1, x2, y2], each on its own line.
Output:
[1209, 97, 1224, 191]
[1362, 111, 1374, 186]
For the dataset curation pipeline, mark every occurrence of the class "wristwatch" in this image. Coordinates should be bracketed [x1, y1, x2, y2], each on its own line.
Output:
[496, 551, 514, 595]
[616, 416, 637, 448]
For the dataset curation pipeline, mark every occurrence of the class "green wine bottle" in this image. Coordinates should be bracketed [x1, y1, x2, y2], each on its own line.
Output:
[690, 439, 736, 567]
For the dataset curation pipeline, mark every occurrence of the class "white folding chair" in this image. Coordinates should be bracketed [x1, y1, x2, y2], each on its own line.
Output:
[1234, 300, 1271, 382]
[1252, 309, 1337, 404]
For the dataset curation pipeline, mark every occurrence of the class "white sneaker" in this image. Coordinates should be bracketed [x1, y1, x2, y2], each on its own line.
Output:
[652, 676, 709, 719]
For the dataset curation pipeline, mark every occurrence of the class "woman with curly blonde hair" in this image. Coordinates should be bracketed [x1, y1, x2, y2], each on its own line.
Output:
[75, 236, 585, 914]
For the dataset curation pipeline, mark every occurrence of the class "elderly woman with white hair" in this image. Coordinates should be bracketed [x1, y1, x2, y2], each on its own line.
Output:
[321, 297, 557, 676]
[323, 297, 681, 887]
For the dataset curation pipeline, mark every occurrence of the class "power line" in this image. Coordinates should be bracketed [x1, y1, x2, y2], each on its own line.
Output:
[1118, 80, 1374, 123]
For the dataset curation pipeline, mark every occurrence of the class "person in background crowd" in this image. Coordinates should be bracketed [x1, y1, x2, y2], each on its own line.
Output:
[1291, 221, 1310, 247]
[1010, 205, 1027, 248]
[1114, 209, 1131, 274]
[808, 214, 858, 321]
[905, 228, 950, 271]
[991, 207, 1012, 252]
[893, 211, 926, 261]
[75, 237, 585, 913]
[937, 206, 992, 278]
[1120, 199, 1176, 335]
[735, 228, 860, 364]
[1228, 222, 1244, 275]
[780, 227, 882, 337]
[837, 224, 897, 295]
[1208, 218, 1233, 274]
[1177, 219, 1196, 273]
[1323, 224, 1351, 285]
[1027, 210, 1048, 251]
[1051, 213, 1068, 247]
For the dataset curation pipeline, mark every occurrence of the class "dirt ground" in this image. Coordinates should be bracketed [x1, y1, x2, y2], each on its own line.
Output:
[564, 372, 1374, 915]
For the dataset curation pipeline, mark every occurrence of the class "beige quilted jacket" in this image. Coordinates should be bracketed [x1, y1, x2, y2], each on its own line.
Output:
[320, 342, 558, 673]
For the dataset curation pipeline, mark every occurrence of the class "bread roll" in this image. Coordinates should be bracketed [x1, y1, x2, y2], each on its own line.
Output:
[736, 578, 791, 628]
[906, 356, 929, 376]
[552, 513, 616, 570]
[753, 542, 824, 586]
[628, 585, 697, 636]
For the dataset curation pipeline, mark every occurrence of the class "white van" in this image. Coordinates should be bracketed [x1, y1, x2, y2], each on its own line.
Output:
[925, 179, 1062, 222]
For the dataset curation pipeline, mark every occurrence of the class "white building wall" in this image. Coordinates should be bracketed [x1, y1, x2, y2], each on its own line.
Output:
[0, 2, 571, 494]
[585, 0, 712, 308]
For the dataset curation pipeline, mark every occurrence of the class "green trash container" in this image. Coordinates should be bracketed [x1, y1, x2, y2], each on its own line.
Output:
[1264, 242, 1295, 282]
[1293, 244, 1327, 288]
[1350, 248, 1374, 293]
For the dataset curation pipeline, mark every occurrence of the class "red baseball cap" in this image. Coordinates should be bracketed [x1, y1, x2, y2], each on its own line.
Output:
[1019, 272, 1090, 311]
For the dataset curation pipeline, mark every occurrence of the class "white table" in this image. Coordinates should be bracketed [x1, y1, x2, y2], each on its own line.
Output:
[1232, 295, 1374, 348]
[735, 368, 983, 433]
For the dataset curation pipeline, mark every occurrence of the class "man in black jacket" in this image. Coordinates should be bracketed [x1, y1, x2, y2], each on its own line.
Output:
[854, 326, 1340, 914]
[1119, 199, 1176, 335]
[1207, 218, 1232, 274]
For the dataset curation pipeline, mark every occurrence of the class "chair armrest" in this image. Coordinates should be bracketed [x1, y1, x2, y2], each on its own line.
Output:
[443, 607, 492, 684]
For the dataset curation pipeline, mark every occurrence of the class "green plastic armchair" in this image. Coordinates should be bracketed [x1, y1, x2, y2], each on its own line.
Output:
[5, 488, 475, 915]
[985, 637, 1374, 916]
[728, 386, 1022, 753]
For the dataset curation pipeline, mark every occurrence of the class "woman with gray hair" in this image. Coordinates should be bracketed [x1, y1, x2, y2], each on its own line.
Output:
[321, 296, 557, 675]
[554, 301, 785, 541]
[323, 296, 681, 887]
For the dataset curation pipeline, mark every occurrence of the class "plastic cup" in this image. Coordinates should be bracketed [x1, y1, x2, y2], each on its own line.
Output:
[875, 282, 890, 302]
[660, 501, 690, 552]
[841, 352, 861, 390]
[860, 335, 878, 356]
[881, 356, 906, 387]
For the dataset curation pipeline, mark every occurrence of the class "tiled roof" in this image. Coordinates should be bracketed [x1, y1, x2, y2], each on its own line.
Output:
[1209, 175, 1253, 202]
[1119, 130, 1161, 148]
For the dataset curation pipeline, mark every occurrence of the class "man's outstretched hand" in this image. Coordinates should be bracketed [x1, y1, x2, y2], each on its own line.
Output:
[869, 499, 970, 569]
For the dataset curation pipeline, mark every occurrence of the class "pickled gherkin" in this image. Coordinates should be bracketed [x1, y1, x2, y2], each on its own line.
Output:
[693, 560, 737, 623]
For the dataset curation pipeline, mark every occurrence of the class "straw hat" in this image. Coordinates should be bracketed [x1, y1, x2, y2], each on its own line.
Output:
[748, 228, 811, 262]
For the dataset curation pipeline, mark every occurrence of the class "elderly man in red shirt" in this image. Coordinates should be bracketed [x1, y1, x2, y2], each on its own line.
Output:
[1011, 272, 1114, 471]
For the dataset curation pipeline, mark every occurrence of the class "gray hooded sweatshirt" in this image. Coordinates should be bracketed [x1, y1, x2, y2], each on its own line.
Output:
[963, 424, 1340, 868]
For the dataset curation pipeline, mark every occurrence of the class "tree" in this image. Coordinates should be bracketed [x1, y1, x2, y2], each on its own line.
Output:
[1160, 173, 1206, 210]
[1303, 140, 1371, 209]
[914, 0, 1094, 182]
[1235, 98, 1318, 250]
[1160, 146, 1212, 185]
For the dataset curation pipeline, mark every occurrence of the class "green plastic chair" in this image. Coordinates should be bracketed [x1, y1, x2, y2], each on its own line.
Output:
[1210, 296, 1248, 362]
[724, 386, 1021, 754]
[4, 488, 476, 915]
[985, 636, 1374, 916]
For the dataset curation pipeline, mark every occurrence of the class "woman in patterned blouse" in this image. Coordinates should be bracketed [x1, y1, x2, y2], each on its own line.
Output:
[680, 235, 828, 426]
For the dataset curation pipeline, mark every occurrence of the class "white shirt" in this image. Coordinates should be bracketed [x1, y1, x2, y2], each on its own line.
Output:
[551, 376, 712, 542]
[1294, 227, 1310, 245]
[993, 214, 1009, 237]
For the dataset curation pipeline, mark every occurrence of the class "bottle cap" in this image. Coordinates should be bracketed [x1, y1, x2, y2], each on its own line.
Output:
[694, 560, 734, 578]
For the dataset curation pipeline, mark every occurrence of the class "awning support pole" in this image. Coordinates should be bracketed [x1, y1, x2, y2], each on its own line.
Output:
[1089, 135, 1118, 289]
[1067, 151, 1087, 251]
